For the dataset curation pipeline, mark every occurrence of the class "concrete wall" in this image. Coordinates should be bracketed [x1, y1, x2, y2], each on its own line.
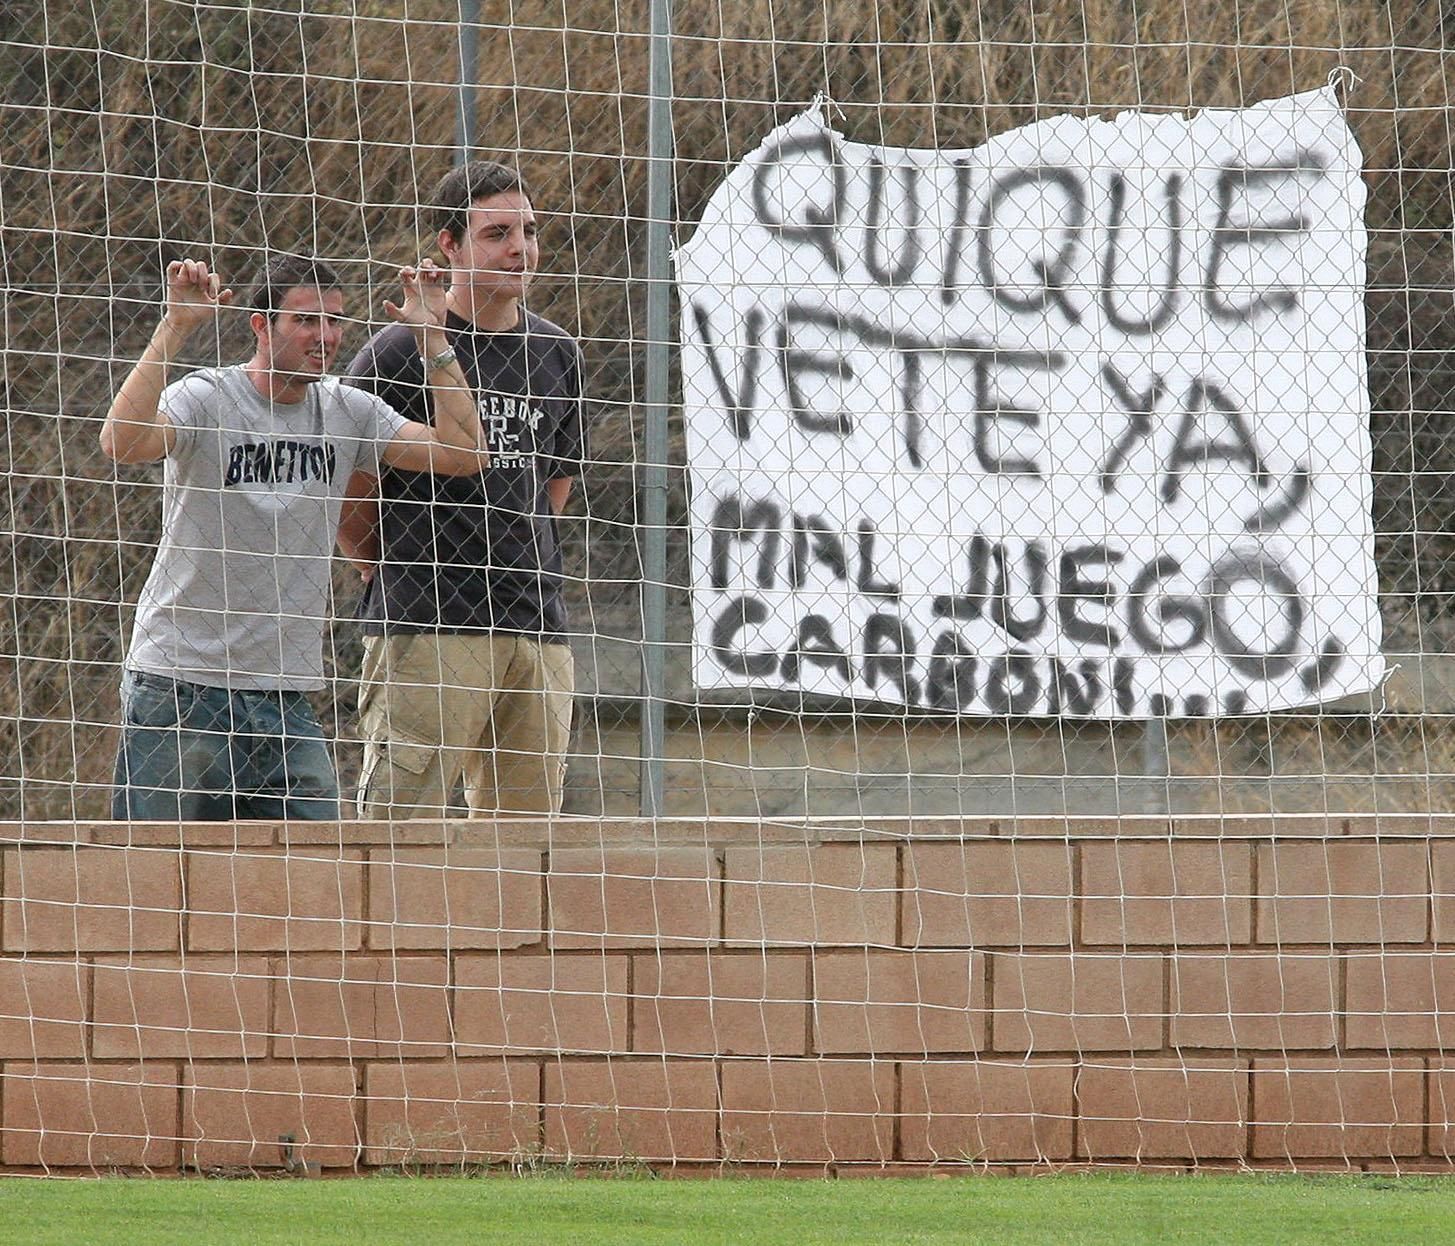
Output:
[1, 815, 1453, 1173]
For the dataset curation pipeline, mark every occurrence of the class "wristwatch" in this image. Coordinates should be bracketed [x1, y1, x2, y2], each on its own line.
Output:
[424, 346, 458, 372]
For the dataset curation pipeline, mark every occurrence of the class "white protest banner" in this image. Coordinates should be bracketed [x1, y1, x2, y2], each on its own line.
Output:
[677, 85, 1383, 718]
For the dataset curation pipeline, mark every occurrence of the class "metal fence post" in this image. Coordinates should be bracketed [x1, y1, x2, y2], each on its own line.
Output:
[639, 0, 674, 817]
[1141, 717, 1170, 813]
[455, 0, 479, 164]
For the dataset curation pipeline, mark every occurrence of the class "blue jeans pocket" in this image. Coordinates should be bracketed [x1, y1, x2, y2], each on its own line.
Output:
[120, 670, 195, 729]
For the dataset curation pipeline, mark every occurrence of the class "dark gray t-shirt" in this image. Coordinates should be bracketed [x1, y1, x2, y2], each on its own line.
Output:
[124, 365, 406, 690]
[346, 310, 585, 638]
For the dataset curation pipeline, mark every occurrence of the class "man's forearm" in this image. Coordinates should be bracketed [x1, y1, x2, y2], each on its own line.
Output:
[547, 475, 573, 516]
[99, 318, 189, 462]
[419, 324, 485, 460]
[338, 478, 381, 579]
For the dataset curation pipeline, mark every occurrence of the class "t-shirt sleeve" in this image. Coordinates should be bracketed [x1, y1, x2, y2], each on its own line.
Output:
[156, 369, 221, 456]
[542, 340, 587, 480]
[345, 329, 426, 425]
[344, 387, 410, 476]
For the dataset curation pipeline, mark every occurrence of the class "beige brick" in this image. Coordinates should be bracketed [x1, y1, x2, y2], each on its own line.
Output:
[93, 955, 270, 1059]
[2, 1062, 181, 1168]
[0, 957, 87, 1058]
[366, 848, 542, 951]
[723, 844, 896, 947]
[545, 1059, 718, 1161]
[1077, 1058, 1249, 1160]
[187, 849, 364, 952]
[274, 955, 451, 1057]
[720, 1060, 894, 1163]
[279, 821, 449, 847]
[633, 952, 807, 1056]
[903, 842, 1073, 947]
[1252, 1058, 1426, 1159]
[1256, 842, 1428, 944]
[456, 955, 628, 1055]
[993, 953, 1163, 1053]
[1170, 954, 1338, 1051]
[900, 1060, 1074, 1162]
[1343, 953, 1455, 1050]
[1426, 1063, 1455, 1158]
[1081, 841, 1252, 946]
[1003, 817, 1141, 839]
[3, 847, 181, 952]
[1429, 843, 1455, 942]
[363, 1060, 540, 1165]
[549, 848, 720, 949]
[813, 950, 985, 1054]
[86, 825, 275, 848]
[184, 1063, 358, 1170]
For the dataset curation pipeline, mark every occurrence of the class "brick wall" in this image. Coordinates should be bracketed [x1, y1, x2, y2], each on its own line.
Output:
[1, 815, 1453, 1173]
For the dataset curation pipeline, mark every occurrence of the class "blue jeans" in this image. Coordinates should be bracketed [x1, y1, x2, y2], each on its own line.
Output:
[111, 670, 340, 821]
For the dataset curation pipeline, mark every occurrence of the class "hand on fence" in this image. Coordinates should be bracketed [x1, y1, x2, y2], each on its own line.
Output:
[384, 258, 448, 331]
[161, 259, 234, 334]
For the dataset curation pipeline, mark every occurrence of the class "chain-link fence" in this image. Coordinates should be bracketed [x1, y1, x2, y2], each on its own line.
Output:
[2, 0, 1452, 822]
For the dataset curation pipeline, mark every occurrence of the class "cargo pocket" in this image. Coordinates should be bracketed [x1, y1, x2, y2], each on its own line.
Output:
[357, 735, 439, 816]
[375, 739, 435, 775]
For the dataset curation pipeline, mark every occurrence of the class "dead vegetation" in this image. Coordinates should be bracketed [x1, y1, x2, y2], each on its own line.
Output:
[2, 1, 1452, 818]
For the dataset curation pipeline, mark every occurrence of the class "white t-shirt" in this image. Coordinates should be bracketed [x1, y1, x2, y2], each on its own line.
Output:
[124, 365, 407, 690]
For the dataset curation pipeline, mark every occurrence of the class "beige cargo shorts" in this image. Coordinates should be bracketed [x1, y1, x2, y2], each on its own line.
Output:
[355, 632, 574, 818]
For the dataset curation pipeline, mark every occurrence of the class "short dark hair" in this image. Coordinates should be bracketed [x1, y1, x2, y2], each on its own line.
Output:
[431, 159, 529, 243]
[248, 254, 342, 321]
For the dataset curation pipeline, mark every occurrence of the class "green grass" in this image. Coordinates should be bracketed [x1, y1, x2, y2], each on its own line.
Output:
[3, 1173, 1455, 1245]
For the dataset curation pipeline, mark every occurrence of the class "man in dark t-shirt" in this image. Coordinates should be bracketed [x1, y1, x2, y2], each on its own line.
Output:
[340, 159, 586, 816]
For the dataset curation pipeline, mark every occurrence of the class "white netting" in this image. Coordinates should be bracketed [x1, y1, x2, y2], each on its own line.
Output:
[1, 0, 1453, 1174]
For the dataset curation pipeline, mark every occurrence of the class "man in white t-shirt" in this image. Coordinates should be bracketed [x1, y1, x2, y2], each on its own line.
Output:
[101, 252, 487, 820]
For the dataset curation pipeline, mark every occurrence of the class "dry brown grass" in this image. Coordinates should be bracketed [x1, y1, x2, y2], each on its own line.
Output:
[2, 1, 1453, 818]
